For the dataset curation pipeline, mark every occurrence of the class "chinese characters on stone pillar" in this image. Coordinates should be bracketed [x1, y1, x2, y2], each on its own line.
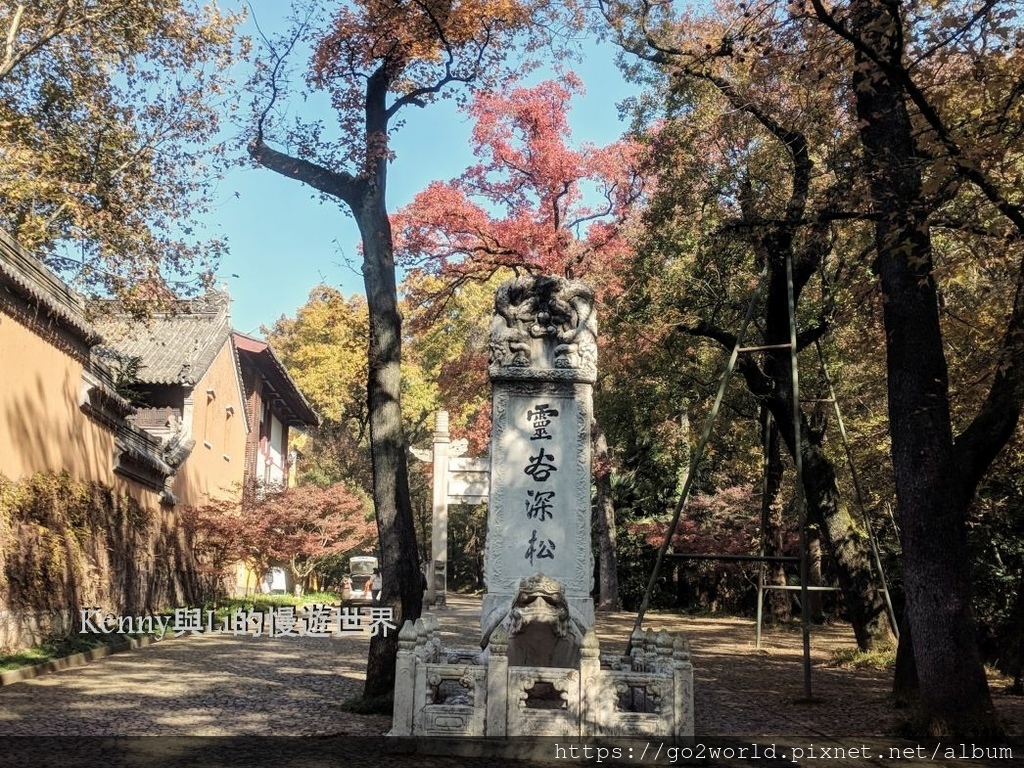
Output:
[523, 403, 559, 566]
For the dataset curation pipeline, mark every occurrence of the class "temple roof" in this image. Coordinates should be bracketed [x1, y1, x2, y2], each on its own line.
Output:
[0, 229, 103, 347]
[232, 331, 320, 428]
[94, 292, 232, 386]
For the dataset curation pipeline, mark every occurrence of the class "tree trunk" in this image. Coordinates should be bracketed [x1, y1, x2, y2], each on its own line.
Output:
[805, 525, 824, 623]
[799, 435, 890, 646]
[892, 610, 919, 708]
[756, 270, 894, 650]
[592, 419, 620, 610]
[847, 0, 996, 734]
[248, 65, 424, 703]
[357, 192, 422, 698]
[359, 71, 422, 699]
[1010, 570, 1024, 694]
[734, 190, 893, 651]
[734, 339, 891, 649]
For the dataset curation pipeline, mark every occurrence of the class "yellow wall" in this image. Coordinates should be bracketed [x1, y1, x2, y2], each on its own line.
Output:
[170, 340, 249, 508]
[0, 309, 161, 511]
[2, 306, 265, 606]
[165, 340, 253, 599]
[1, 311, 251, 513]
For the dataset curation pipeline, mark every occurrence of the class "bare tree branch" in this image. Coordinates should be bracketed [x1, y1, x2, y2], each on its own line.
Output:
[249, 138, 361, 207]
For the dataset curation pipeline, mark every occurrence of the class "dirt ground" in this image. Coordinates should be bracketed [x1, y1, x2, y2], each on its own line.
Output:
[0, 594, 1020, 767]
[435, 595, 1024, 742]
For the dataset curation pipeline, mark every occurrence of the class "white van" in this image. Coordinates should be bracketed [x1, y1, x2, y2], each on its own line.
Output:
[344, 555, 378, 606]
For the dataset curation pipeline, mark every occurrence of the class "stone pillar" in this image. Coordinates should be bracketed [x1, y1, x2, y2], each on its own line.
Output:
[429, 410, 450, 606]
[411, 619, 430, 734]
[485, 623, 510, 737]
[481, 276, 598, 643]
[391, 621, 418, 736]
[673, 635, 694, 739]
[579, 628, 602, 736]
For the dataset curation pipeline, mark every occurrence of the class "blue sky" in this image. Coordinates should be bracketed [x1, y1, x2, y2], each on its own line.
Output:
[210, 3, 641, 336]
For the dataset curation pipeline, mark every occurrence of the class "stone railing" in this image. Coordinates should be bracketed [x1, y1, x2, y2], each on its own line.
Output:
[391, 618, 693, 741]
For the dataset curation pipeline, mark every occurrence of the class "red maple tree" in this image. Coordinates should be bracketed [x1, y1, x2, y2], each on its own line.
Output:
[259, 484, 377, 590]
[393, 73, 648, 306]
[184, 483, 376, 594]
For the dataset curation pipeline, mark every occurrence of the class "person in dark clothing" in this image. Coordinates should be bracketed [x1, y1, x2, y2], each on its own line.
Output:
[370, 568, 382, 603]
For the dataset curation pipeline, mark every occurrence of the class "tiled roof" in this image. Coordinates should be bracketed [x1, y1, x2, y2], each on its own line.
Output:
[232, 332, 320, 427]
[0, 229, 103, 346]
[94, 292, 232, 386]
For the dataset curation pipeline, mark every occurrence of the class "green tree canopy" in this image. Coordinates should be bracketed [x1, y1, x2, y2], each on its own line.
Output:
[0, 1, 247, 305]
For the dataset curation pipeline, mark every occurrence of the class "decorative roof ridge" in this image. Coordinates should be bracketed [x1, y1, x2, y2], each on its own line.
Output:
[0, 228, 102, 346]
[89, 288, 231, 321]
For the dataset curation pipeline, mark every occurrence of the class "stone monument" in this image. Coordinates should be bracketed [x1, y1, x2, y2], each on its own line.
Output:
[390, 275, 693, 749]
[481, 274, 597, 659]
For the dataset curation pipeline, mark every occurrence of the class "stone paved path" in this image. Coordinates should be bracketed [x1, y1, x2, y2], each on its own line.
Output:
[0, 596, 1019, 767]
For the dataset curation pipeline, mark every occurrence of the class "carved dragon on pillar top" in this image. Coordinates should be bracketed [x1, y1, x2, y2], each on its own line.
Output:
[488, 275, 597, 384]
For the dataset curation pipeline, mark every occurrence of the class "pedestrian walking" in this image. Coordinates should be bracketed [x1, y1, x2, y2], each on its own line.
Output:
[370, 568, 382, 603]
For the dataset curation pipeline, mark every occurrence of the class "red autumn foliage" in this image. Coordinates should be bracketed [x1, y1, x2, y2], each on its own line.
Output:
[625, 485, 802, 613]
[183, 482, 377, 589]
[627, 485, 795, 556]
[393, 73, 648, 307]
[434, 349, 491, 453]
[305, 0, 541, 172]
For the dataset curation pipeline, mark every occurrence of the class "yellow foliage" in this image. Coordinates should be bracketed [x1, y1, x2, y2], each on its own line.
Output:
[264, 286, 370, 426]
[0, 1, 246, 300]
